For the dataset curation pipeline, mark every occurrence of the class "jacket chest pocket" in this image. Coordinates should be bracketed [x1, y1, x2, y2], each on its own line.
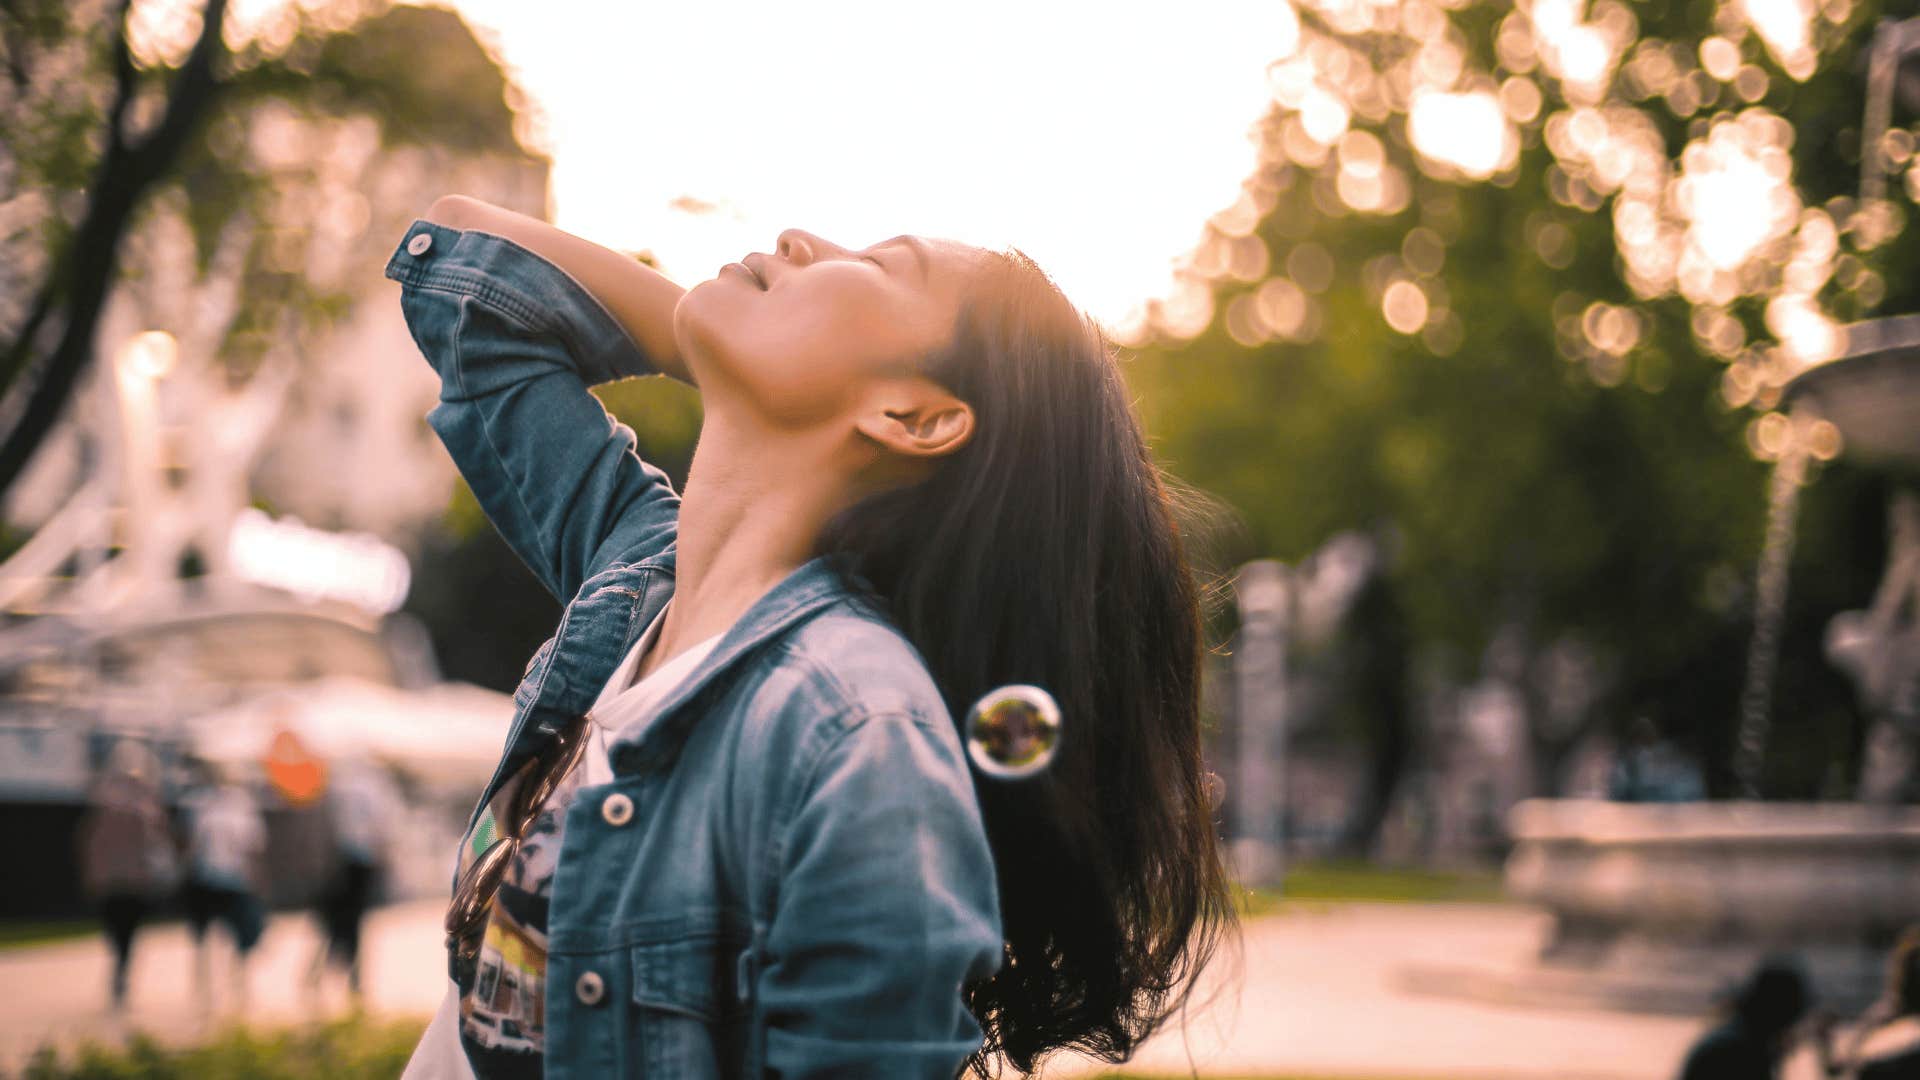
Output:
[629, 935, 747, 1079]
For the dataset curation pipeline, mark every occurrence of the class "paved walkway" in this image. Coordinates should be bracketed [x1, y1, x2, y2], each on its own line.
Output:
[1081, 903, 1699, 1079]
[1, 899, 451, 1070]
[0, 899, 1865, 1078]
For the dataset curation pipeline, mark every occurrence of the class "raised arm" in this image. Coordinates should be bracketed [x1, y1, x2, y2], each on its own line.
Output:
[383, 213, 683, 602]
[423, 195, 692, 384]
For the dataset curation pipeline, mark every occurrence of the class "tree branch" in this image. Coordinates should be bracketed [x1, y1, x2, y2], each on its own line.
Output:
[102, 0, 134, 150]
[125, 0, 228, 175]
[0, 0, 230, 496]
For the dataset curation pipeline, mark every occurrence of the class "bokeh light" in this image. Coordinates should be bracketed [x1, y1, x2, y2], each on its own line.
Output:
[1409, 91, 1515, 180]
[119, 330, 179, 380]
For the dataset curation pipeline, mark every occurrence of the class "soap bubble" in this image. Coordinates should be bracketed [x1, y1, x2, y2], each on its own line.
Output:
[965, 685, 1062, 780]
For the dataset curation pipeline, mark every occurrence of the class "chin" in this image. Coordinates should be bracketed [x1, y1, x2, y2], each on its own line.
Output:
[673, 286, 743, 380]
[676, 278, 727, 335]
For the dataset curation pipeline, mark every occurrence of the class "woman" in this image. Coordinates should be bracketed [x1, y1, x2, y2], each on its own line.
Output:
[176, 759, 268, 1012]
[77, 739, 178, 1010]
[387, 194, 1232, 1079]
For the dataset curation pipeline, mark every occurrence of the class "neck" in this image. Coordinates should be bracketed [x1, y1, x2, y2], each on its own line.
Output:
[643, 413, 846, 676]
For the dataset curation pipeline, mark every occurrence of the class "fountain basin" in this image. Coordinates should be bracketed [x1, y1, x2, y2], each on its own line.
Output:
[1494, 799, 1920, 1012]
[1783, 315, 1920, 471]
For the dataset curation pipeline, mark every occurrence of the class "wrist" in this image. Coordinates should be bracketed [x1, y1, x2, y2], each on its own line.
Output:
[419, 195, 691, 385]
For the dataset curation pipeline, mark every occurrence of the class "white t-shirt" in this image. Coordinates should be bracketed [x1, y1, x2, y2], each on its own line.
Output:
[329, 759, 404, 865]
[404, 603, 724, 1080]
[179, 783, 266, 891]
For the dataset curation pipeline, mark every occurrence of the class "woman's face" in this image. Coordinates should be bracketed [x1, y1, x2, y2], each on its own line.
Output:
[675, 228, 983, 430]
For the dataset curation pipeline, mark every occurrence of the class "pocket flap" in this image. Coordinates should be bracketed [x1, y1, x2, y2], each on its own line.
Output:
[629, 935, 722, 1021]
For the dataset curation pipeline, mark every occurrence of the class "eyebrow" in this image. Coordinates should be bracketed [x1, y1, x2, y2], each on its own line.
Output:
[879, 235, 931, 283]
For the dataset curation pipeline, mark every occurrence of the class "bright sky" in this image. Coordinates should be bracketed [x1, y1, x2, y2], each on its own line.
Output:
[440, 0, 1292, 328]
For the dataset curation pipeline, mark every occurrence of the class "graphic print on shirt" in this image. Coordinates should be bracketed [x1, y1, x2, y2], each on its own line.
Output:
[456, 766, 581, 1076]
[449, 602, 724, 1080]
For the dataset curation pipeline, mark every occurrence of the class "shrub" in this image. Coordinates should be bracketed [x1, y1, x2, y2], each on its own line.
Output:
[17, 1014, 427, 1080]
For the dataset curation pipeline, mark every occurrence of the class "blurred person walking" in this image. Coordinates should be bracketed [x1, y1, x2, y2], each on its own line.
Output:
[1678, 955, 1819, 1080]
[384, 198, 1233, 1078]
[76, 739, 178, 1011]
[310, 756, 401, 1000]
[176, 760, 268, 1013]
[1610, 717, 1705, 803]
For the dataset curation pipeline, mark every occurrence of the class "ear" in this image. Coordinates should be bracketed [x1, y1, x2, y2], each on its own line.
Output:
[853, 380, 975, 460]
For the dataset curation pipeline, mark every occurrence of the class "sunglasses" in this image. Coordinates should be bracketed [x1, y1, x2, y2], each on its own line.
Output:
[444, 714, 594, 989]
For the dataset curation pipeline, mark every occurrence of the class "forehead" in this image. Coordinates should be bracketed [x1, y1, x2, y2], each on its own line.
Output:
[874, 232, 978, 260]
[880, 235, 991, 295]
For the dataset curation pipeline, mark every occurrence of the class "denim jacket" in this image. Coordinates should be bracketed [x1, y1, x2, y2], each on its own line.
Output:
[383, 220, 1003, 1079]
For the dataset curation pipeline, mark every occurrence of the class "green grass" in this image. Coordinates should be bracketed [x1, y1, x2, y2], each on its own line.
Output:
[0, 920, 95, 951]
[7, 1017, 1433, 1080]
[15, 1015, 427, 1080]
[1236, 860, 1508, 917]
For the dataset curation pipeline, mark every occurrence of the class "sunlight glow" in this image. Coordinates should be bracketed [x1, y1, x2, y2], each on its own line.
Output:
[1677, 112, 1799, 275]
[1408, 90, 1515, 180]
[1740, 0, 1818, 81]
[445, 0, 1294, 330]
[119, 330, 179, 381]
[1528, 0, 1630, 103]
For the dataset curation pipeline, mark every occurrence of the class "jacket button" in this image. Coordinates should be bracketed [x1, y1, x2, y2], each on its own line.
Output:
[600, 792, 634, 827]
[574, 970, 605, 1006]
[406, 232, 434, 256]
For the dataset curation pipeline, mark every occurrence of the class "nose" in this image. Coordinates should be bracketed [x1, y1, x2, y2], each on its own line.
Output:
[776, 228, 844, 265]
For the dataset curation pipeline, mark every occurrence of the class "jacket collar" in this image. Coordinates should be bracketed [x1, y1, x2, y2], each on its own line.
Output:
[602, 550, 870, 774]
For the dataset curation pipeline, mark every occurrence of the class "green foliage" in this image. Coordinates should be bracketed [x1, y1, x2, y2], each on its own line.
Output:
[1125, 0, 1911, 793]
[592, 376, 705, 483]
[0, 919, 93, 950]
[226, 4, 538, 160]
[1235, 861, 1508, 917]
[1, 0, 549, 394]
[16, 1015, 427, 1080]
[164, 3, 546, 379]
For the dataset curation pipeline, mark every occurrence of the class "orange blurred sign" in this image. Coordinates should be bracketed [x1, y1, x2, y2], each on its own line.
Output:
[264, 727, 328, 805]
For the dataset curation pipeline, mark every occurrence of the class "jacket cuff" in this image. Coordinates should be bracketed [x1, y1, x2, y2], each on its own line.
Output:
[383, 219, 653, 385]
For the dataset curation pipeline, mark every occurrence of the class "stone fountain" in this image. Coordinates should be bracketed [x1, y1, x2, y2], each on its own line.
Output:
[1483, 20, 1920, 1016]
[1489, 322, 1920, 1016]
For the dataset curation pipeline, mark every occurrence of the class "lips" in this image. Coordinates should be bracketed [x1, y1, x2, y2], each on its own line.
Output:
[724, 261, 762, 289]
[742, 254, 772, 290]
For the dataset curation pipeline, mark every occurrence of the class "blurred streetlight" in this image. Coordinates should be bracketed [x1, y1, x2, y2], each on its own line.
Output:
[118, 330, 177, 381]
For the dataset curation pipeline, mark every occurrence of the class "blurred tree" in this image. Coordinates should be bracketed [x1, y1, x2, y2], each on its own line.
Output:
[0, 0, 608, 684]
[0, 0, 537, 498]
[1126, 0, 1914, 824]
[0, 0, 232, 494]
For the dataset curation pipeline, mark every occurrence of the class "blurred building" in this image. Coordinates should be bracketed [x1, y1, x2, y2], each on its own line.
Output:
[5, 147, 548, 546]
[249, 150, 549, 539]
[0, 13, 549, 917]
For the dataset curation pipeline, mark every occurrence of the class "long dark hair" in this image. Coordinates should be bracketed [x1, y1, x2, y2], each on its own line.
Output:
[816, 249, 1235, 1074]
